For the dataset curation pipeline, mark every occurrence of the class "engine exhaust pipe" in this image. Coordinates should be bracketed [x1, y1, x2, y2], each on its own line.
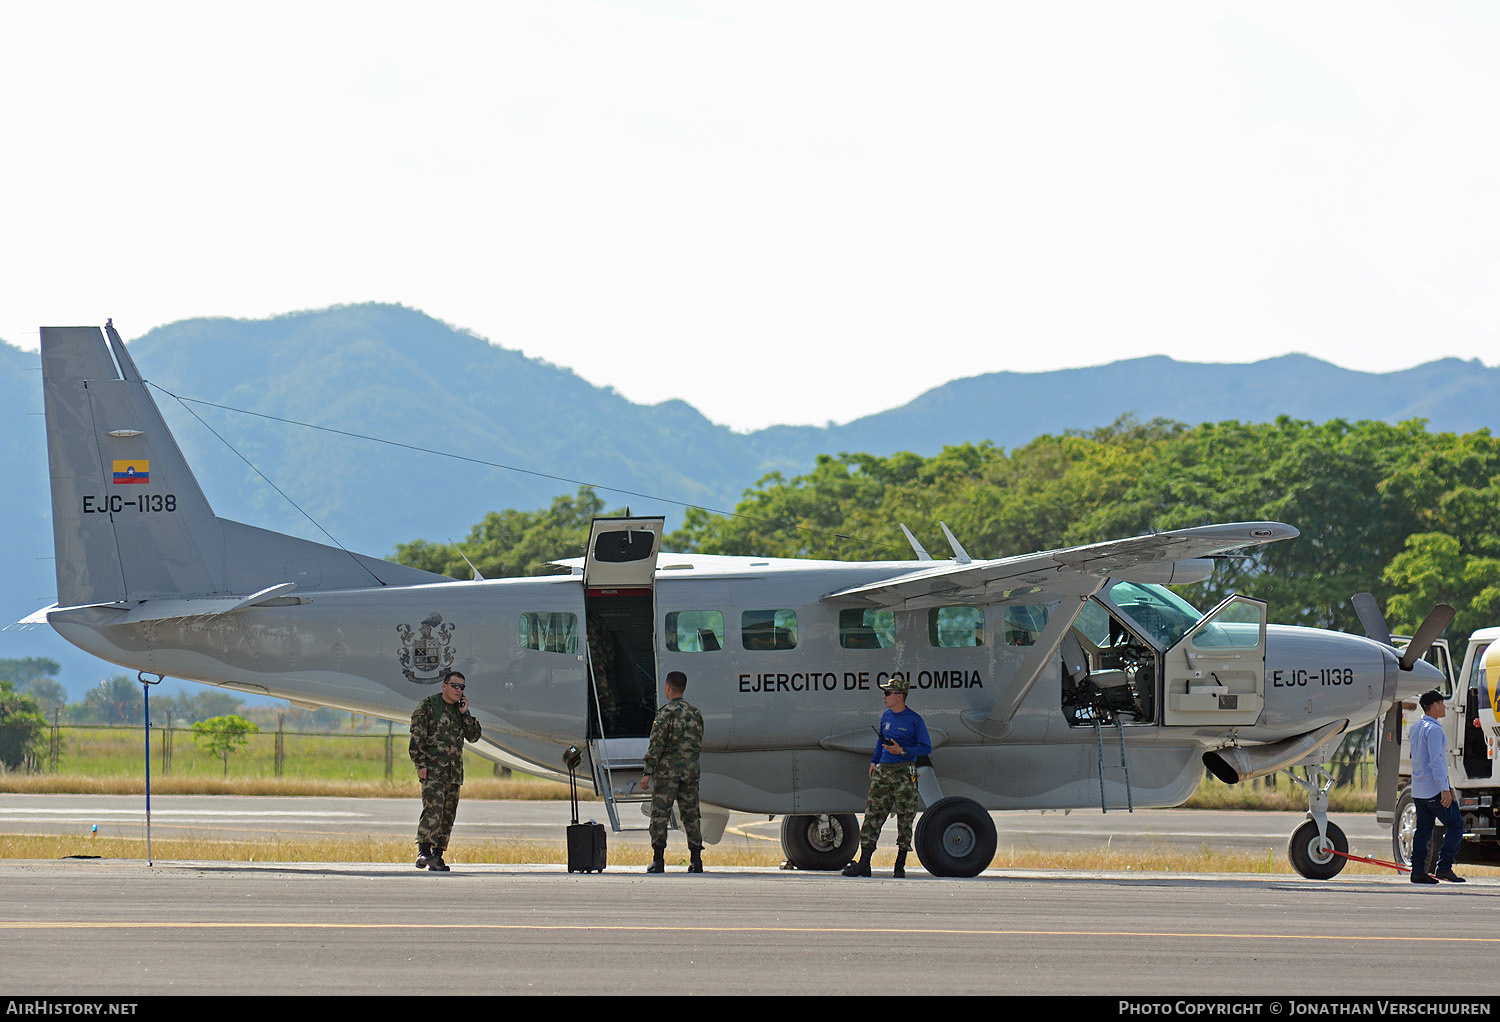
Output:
[1202, 719, 1348, 784]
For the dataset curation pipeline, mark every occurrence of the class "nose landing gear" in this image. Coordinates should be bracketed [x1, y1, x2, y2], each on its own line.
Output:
[1284, 765, 1349, 879]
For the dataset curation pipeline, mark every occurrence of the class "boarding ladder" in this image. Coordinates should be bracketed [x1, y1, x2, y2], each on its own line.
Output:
[1093, 714, 1135, 814]
[584, 645, 652, 833]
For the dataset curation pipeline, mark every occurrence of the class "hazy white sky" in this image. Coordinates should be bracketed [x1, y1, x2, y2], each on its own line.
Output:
[4, 1, 1497, 431]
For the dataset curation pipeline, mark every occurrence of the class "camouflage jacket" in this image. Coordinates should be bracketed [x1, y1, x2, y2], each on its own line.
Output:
[643, 697, 704, 781]
[409, 692, 481, 784]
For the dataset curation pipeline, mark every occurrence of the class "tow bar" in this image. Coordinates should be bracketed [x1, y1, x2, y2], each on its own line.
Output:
[1331, 849, 1410, 873]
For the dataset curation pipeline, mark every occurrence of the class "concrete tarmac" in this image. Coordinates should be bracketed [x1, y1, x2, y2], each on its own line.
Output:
[0, 793, 1398, 859]
[0, 857, 1496, 997]
[2, 795, 1497, 996]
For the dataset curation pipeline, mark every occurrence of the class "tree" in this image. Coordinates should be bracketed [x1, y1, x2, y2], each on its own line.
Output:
[1382, 533, 1500, 648]
[19, 678, 67, 718]
[191, 715, 261, 776]
[0, 658, 62, 690]
[394, 486, 622, 578]
[0, 682, 46, 771]
[79, 675, 145, 725]
[162, 690, 245, 724]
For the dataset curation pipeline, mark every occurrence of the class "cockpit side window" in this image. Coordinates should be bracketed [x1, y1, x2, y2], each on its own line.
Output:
[1105, 581, 1202, 650]
[1004, 605, 1050, 646]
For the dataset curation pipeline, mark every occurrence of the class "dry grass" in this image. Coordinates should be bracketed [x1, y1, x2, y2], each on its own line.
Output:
[1184, 773, 1375, 813]
[0, 773, 578, 800]
[5, 831, 1491, 877]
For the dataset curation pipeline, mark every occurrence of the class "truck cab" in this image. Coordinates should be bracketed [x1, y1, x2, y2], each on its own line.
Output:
[1384, 626, 1500, 869]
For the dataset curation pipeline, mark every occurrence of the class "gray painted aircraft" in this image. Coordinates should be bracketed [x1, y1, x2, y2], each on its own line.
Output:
[30, 323, 1451, 877]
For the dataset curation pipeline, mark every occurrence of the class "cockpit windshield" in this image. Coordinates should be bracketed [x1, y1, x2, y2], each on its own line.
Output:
[1105, 581, 1203, 651]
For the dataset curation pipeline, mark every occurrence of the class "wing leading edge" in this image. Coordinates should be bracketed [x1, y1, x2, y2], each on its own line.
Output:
[821, 522, 1299, 610]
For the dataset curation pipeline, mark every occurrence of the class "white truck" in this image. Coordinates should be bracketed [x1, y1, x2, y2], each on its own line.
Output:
[1380, 626, 1500, 870]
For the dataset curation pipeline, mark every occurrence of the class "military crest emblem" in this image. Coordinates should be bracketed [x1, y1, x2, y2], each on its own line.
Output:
[397, 612, 456, 684]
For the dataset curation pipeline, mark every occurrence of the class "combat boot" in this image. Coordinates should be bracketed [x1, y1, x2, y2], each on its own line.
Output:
[893, 849, 908, 879]
[646, 845, 666, 874]
[841, 847, 873, 877]
[415, 843, 432, 869]
[688, 845, 704, 873]
[428, 853, 450, 872]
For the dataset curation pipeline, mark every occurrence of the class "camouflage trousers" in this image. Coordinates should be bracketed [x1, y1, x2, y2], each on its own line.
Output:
[417, 777, 462, 852]
[859, 763, 918, 852]
[648, 773, 703, 849]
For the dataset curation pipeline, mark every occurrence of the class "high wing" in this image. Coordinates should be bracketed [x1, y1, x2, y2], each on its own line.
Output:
[821, 522, 1299, 610]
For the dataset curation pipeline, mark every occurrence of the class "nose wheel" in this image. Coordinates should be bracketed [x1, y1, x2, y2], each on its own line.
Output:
[1284, 765, 1348, 879]
[1288, 819, 1349, 880]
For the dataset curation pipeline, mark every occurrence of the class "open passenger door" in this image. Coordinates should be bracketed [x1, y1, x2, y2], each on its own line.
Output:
[582, 516, 664, 741]
[1162, 595, 1267, 727]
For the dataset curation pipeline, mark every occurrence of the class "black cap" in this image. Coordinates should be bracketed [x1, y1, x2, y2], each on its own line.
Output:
[1419, 690, 1446, 709]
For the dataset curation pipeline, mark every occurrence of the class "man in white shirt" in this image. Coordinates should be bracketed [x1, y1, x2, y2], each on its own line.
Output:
[1409, 689, 1466, 884]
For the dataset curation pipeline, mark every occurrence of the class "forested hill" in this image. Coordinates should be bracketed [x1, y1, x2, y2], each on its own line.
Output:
[5, 304, 1497, 559]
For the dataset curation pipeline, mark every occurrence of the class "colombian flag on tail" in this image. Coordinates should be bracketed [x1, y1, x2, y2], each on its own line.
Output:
[113, 460, 149, 484]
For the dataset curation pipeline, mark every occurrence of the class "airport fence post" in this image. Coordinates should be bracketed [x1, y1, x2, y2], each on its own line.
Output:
[276, 714, 285, 778]
[385, 721, 393, 780]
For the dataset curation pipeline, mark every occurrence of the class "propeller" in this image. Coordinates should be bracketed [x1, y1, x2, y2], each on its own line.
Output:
[1351, 592, 1455, 671]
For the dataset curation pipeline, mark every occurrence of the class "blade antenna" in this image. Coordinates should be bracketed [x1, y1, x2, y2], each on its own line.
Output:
[450, 539, 486, 581]
[939, 522, 972, 564]
[899, 524, 933, 561]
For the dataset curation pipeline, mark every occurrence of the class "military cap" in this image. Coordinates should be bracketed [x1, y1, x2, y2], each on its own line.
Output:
[879, 676, 910, 695]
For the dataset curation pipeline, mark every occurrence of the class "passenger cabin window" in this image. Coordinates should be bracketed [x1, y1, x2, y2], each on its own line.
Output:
[742, 609, 798, 651]
[665, 611, 725, 652]
[519, 612, 579, 654]
[1004, 605, 1050, 646]
[840, 608, 895, 649]
[929, 606, 983, 647]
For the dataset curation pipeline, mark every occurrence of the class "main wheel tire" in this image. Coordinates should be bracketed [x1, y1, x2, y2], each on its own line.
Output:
[914, 797, 997, 878]
[779, 813, 859, 870]
[1393, 788, 1442, 873]
[1288, 819, 1349, 879]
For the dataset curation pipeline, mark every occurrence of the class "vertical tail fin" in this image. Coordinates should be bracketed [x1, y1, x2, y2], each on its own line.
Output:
[42, 324, 225, 605]
[41, 323, 451, 608]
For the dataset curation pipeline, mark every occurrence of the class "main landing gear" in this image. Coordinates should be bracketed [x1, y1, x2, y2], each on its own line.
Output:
[779, 798, 999, 878]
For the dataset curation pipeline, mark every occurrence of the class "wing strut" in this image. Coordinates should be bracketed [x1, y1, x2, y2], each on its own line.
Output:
[961, 591, 1098, 739]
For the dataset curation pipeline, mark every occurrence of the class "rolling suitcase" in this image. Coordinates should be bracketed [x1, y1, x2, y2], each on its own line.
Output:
[567, 820, 608, 873]
[564, 746, 607, 873]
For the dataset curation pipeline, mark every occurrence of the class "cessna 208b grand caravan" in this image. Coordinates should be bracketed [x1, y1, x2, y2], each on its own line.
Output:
[32, 323, 1449, 877]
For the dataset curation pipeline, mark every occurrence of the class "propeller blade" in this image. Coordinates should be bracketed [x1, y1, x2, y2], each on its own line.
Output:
[1352, 592, 1392, 647]
[1399, 604, 1456, 671]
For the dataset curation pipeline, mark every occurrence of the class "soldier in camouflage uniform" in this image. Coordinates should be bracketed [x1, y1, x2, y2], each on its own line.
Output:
[844, 675, 931, 878]
[587, 613, 619, 728]
[640, 670, 706, 873]
[409, 670, 482, 872]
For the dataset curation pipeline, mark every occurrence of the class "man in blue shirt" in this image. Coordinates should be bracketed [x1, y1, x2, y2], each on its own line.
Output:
[843, 676, 932, 878]
[1409, 689, 1465, 884]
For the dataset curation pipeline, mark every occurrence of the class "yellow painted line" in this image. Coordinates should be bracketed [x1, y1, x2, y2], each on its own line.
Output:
[0, 920, 1496, 942]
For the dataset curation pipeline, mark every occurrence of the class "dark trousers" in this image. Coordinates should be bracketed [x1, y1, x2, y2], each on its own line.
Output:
[1412, 794, 1464, 874]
